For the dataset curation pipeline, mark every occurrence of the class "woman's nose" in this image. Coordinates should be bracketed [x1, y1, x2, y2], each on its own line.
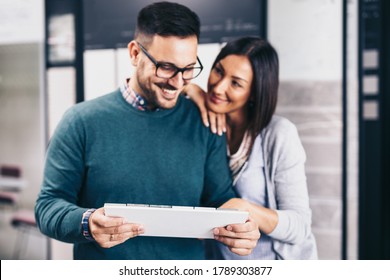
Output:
[213, 77, 229, 94]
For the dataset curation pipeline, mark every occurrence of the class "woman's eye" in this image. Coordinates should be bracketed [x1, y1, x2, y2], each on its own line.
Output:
[214, 67, 223, 75]
[232, 80, 242, 88]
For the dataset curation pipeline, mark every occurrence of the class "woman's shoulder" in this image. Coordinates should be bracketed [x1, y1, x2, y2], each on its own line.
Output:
[262, 115, 299, 139]
[260, 116, 306, 167]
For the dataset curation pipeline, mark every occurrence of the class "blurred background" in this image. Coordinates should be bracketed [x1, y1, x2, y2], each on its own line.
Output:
[0, 0, 389, 260]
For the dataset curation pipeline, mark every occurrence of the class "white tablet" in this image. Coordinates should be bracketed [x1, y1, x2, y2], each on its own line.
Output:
[104, 203, 249, 239]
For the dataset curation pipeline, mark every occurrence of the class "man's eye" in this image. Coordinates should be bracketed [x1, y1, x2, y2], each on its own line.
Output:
[159, 64, 176, 71]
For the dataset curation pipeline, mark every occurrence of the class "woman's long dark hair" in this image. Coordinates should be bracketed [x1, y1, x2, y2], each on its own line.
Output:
[212, 37, 279, 152]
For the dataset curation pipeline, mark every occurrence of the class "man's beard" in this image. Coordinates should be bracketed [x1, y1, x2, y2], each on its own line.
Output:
[138, 78, 179, 110]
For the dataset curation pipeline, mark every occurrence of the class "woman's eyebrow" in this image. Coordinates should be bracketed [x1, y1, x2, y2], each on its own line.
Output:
[219, 62, 249, 83]
[232, 75, 249, 83]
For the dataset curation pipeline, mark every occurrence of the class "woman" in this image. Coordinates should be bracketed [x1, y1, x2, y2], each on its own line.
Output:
[186, 37, 318, 259]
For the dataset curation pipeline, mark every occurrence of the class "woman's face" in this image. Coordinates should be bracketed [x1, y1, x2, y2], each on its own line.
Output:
[206, 54, 253, 114]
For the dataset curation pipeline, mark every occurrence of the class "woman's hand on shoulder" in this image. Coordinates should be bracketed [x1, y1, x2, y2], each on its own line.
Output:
[182, 83, 226, 136]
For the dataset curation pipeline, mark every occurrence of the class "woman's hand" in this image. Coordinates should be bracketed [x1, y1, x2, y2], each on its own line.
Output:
[220, 198, 279, 235]
[183, 84, 226, 135]
[214, 198, 260, 256]
[213, 217, 260, 256]
[219, 198, 250, 211]
[208, 111, 226, 136]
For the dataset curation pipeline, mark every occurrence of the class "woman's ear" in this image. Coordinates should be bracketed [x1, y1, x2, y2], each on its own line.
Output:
[128, 41, 140, 66]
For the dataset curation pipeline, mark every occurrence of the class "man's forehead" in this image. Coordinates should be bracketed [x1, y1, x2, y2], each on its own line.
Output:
[148, 35, 198, 66]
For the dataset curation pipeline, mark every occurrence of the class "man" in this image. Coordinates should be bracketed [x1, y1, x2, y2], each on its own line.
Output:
[35, 1, 259, 260]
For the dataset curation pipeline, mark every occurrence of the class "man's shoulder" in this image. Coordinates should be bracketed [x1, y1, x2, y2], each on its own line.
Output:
[175, 96, 222, 141]
[67, 90, 120, 117]
[76, 90, 119, 109]
[176, 96, 202, 118]
[178, 95, 198, 108]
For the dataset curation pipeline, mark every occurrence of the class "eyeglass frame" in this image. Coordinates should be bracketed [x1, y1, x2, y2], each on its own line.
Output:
[137, 42, 203, 80]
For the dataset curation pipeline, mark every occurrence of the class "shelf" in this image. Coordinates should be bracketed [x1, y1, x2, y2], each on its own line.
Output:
[0, 176, 27, 191]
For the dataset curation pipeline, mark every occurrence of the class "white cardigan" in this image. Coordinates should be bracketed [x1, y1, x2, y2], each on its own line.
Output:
[206, 115, 318, 260]
[260, 115, 318, 259]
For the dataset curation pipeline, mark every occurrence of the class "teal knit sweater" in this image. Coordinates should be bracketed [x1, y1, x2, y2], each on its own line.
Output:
[35, 89, 235, 260]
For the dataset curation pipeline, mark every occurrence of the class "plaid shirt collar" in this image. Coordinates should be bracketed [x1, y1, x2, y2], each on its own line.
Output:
[120, 79, 160, 111]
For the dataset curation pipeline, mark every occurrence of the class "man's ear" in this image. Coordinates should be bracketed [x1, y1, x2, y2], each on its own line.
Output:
[128, 41, 140, 66]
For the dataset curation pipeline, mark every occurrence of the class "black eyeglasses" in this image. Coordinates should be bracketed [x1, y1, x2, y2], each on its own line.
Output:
[137, 42, 203, 80]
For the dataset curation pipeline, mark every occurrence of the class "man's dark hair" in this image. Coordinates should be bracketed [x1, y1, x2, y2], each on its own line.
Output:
[135, 2, 200, 44]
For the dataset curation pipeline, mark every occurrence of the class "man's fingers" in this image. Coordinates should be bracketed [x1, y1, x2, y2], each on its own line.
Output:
[90, 207, 145, 248]
[95, 224, 145, 248]
[92, 208, 124, 228]
[105, 223, 144, 235]
[93, 223, 144, 238]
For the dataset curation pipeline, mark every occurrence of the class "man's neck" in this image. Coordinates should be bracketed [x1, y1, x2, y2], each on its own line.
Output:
[128, 77, 142, 96]
[127, 78, 158, 111]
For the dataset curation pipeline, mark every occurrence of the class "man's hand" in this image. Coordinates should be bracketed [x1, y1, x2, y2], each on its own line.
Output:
[213, 217, 260, 256]
[89, 207, 144, 248]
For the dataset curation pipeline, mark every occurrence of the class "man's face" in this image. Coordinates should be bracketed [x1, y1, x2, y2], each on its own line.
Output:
[133, 35, 198, 110]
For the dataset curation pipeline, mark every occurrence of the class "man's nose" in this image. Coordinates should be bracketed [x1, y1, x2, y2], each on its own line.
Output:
[169, 71, 185, 89]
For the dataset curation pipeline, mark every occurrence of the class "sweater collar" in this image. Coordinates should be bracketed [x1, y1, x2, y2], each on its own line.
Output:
[120, 79, 161, 112]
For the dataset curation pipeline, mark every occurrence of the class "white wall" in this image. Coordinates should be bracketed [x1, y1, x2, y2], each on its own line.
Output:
[269, 0, 358, 259]
[0, 0, 46, 260]
[269, 0, 342, 81]
[0, 0, 45, 210]
[0, 0, 44, 44]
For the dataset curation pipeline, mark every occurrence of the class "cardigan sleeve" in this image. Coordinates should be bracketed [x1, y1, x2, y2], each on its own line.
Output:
[265, 117, 313, 245]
